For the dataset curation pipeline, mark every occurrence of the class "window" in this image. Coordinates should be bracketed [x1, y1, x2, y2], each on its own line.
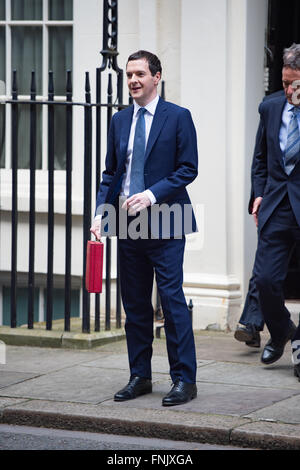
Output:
[0, 0, 73, 169]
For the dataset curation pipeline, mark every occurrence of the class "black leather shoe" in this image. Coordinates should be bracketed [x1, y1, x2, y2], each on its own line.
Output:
[114, 376, 152, 402]
[234, 324, 261, 348]
[162, 380, 197, 407]
[261, 322, 297, 365]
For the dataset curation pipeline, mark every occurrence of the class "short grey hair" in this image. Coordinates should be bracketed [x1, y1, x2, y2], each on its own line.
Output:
[283, 43, 300, 70]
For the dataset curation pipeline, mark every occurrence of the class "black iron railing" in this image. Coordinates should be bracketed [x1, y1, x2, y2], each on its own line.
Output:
[6, 65, 129, 334]
[3, 0, 171, 334]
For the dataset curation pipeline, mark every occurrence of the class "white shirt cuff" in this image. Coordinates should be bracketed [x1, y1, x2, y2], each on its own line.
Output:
[144, 189, 156, 205]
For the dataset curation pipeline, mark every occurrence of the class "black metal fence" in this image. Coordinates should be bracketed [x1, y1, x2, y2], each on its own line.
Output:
[3, 0, 125, 334]
[3, 0, 183, 335]
[6, 67, 168, 334]
[6, 64, 132, 334]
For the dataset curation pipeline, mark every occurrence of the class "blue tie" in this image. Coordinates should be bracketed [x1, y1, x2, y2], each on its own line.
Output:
[129, 108, 147, 196]
[284, 107, 300, 175]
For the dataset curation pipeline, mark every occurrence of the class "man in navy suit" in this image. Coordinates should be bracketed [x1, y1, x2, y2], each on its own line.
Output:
[91, 50, 199, 404]
[251, 43, 300, 380]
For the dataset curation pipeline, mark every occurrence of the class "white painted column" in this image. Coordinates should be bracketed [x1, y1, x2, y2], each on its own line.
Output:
[180, 0, 267, 330]
[0, 287, 3, 325]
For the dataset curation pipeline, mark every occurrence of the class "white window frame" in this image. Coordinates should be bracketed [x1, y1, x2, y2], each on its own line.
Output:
[0, 0, 74, 213]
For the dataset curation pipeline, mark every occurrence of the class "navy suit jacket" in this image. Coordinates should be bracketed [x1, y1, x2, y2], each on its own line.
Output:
[95, 97, 198, 238]
[250, 91, 300, 232]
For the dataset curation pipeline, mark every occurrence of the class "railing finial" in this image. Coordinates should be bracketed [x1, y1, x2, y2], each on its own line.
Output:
[100, 0, 122, 73]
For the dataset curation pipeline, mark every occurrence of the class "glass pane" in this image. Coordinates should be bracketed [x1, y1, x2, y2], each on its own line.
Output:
[0, 104, 5, 168]
[44, 288, 79, 320]
[0, 0, 5, 20]
[12, 27, 42, 95]
[3, 287, 39, 327]
[49, 0, 73, 20]
[54, 106, 67, 170]
[11, 0, 42, 20]
[0, 27, 5, 94]
[17, 104, 42, 169]
[49, 26, 72, 95]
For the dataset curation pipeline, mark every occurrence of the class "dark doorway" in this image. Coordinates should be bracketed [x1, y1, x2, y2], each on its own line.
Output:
[267, 0, 300, 299]
[267, 0, 300, 94]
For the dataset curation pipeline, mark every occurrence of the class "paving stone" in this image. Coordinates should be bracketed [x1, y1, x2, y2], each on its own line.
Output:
[0, 331, 300, 449]
[246, 394, 300, 425]
[0, 371, 39, 389]
[0, 366, 131, 403]
[196, 361, 299, 390]
[231, 421, 300, 450]
[101, 381, 298, 416]
[81, 353, 213, 375]
[0, 398, 31, 408]
[0, 346, 106, 374]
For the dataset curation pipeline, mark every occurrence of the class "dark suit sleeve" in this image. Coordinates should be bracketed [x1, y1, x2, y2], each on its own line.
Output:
[248, 105, 268, 214]
[149, 108, 198, 203]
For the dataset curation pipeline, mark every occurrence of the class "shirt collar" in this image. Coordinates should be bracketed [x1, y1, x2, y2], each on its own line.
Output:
[133, 94, 159, 117]
[287, 102, 300, 113]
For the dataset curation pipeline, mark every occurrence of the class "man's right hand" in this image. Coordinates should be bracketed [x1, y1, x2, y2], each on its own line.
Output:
[252, 197, 263, 227]
[90, 218, 101, 241]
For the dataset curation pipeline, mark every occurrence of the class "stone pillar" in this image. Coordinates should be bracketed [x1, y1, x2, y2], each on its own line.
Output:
[180, 0, 267, 330]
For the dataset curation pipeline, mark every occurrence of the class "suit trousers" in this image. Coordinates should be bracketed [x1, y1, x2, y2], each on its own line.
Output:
[239, 273, 264, 331]
[118, 236, 197, 384]
[254, 195, 300, 343]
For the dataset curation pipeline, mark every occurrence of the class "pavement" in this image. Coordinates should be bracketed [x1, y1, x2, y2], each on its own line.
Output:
[0, 324, 300, 450]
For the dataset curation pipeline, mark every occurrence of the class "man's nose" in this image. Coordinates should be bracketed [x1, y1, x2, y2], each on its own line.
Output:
[287, 84, 294, 96]
[130, 74, 138, 83]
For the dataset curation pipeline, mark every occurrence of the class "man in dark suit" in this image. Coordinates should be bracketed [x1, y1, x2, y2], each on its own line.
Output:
[250, 43, 300, 380]
[234, 93, 284, 349]
[91, 50, 199, 404]
[234, 91, 299, 351]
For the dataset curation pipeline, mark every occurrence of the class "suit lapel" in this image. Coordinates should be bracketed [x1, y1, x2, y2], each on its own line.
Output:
[144, 97, 168, 163]
[273, 96, 287, 166]
[119, 105, 134, 163]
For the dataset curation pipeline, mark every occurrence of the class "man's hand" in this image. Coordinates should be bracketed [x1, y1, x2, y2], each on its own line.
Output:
[122, 192, 151, 216]
[90, 218, 101, 240]
[252, 197, 263, 227]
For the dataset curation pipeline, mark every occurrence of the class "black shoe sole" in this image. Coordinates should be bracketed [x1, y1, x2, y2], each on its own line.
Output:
[234, 329, 253, 343]
[245, 340, 261, 348]
[114, 388, 152, 402]
[261, 354, 283, 365]
[162, 393, 197, 407]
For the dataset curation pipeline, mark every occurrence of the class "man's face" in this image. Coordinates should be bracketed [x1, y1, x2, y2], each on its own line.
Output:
[282, 66, 300, 105]
[126, 58, 160, 106]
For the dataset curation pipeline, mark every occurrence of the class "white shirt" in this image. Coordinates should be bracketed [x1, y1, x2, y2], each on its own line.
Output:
[94, 95, 158, 222]
[120, 94, 159, 204]
[279, 101, 300, 153]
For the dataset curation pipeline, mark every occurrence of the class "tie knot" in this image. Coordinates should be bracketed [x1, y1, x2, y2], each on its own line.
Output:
[138, 107, 147, 116]
[292, 106, 300, 117]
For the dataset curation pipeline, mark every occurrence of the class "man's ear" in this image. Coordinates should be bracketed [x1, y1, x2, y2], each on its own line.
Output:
[154, 72, 161, 85]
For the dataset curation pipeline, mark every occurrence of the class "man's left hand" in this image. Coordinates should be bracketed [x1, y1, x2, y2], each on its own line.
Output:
[122, 192, 151, 216]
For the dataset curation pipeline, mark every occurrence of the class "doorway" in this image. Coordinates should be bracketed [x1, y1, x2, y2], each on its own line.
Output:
[267, 0, 300, 299]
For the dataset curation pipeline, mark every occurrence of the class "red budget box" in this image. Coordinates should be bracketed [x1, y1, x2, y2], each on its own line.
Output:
[85, 241, 104, 293]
